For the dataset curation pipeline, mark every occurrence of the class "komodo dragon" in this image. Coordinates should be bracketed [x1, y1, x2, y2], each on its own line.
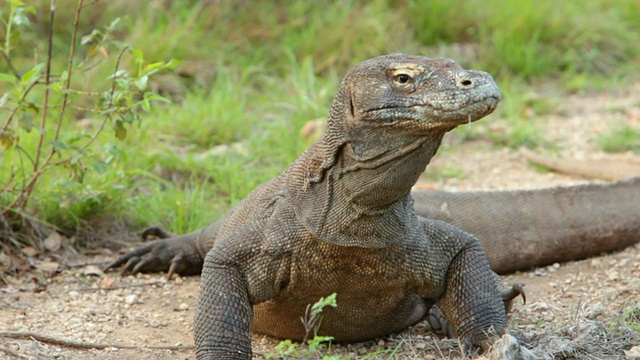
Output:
[106, 54, 640, 359]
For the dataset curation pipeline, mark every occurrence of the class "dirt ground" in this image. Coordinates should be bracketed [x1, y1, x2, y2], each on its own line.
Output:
[1, 84, 639, 359]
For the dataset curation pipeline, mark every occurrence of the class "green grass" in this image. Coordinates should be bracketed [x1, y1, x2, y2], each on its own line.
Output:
[2, 0, 640, 239]
[407, 0, 640, 79]
[422, 165, 467, 182]
[597, 124, 640, 153]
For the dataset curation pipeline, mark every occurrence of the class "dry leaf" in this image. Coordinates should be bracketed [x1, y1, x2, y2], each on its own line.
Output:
[0, 252, 11, 272]
[35, 261, 59, 274]
[21, 246, 39, 257]
[625, 345, 640, 360]
[44, 232, 65, 252]
[98, 277, 116, 287]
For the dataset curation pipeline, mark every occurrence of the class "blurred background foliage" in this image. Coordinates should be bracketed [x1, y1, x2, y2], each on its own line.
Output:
[1, 0, 639, 249]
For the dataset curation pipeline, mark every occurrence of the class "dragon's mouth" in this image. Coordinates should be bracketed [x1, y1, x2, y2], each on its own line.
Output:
[420, 94, 500, 118]
[362, 94, 500, 130]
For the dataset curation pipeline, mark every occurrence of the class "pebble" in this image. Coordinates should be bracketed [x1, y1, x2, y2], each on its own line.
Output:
[534, 269, 547, 277]
[485, 334, 538, 360]
[617, 258, 629, 267]
[584, 302, 604, 319]
[124, 295, 138, 305]
[547, 263, 560, 273]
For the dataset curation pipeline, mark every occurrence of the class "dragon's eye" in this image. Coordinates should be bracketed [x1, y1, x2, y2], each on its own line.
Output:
[395, 73, 412, 84]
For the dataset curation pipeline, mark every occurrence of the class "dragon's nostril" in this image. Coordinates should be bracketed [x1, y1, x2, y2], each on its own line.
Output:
[460, 79, 473, 86]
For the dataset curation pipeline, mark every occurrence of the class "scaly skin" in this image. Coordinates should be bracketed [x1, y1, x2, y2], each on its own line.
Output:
[108, 54, 519, 359]
[107, 177, 640, 276]
[413, 177, 640, 274]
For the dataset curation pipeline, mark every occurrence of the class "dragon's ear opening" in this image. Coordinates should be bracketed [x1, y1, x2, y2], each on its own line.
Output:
[349, 97, 355, 118]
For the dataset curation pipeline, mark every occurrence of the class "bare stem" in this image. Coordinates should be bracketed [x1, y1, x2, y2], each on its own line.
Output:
[1, 0, 58, 214]
[32, 0, 56, 173]
[18, 0, 84, 212]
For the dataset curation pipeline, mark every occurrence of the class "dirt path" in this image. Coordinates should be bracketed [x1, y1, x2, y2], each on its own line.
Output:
[1, 84, 639, 359]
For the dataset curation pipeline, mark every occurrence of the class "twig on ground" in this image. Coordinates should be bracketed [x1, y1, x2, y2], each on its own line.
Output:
[71, 280, 165, 292]
[0, 331, 194, 351]
[0, 345, 27, 359]
[65, 259, 112, 268]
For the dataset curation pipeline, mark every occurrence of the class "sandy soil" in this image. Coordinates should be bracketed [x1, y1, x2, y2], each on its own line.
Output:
[1, 83, 639, 359]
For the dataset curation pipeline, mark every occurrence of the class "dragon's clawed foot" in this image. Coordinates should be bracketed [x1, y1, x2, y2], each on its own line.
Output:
[104, 227, 201, 279]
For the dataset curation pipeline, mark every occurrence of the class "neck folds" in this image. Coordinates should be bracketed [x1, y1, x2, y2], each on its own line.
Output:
[291, 134, 444, 248]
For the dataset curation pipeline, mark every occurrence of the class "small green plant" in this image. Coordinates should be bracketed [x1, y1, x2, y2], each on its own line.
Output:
[529, 163, 552, 174]
[483, 118, 545, 149]
[1, 1, 174, 238]
[617, 306, 640, 333]
[266, 293, 343, 360]
[597, 124, 640, 153]
[422, 165, 466, 182]
[302, 292, 338, 342]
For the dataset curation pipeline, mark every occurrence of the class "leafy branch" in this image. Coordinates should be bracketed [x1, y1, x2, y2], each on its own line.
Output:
[0, 0, 176, 222]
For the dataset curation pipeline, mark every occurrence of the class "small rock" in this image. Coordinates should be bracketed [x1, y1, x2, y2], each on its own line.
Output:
[536, 337, 573, 357]
[608, 271, 620, 281]
[377, 339, 385, 346]
[527, 302, 554, 316]
[175, 302, 189, 311]
[617, 258, 629, 268]
[68, 290, 80, 298]
[124, 295, 138, 305]
[82, 265, 104, 277]
[414, 342, 426, 350]
[486, 334, 538, 360]
[534, 269, 547, 277]
[546, 263, 560, 273]
[584, 302, 604, 319]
